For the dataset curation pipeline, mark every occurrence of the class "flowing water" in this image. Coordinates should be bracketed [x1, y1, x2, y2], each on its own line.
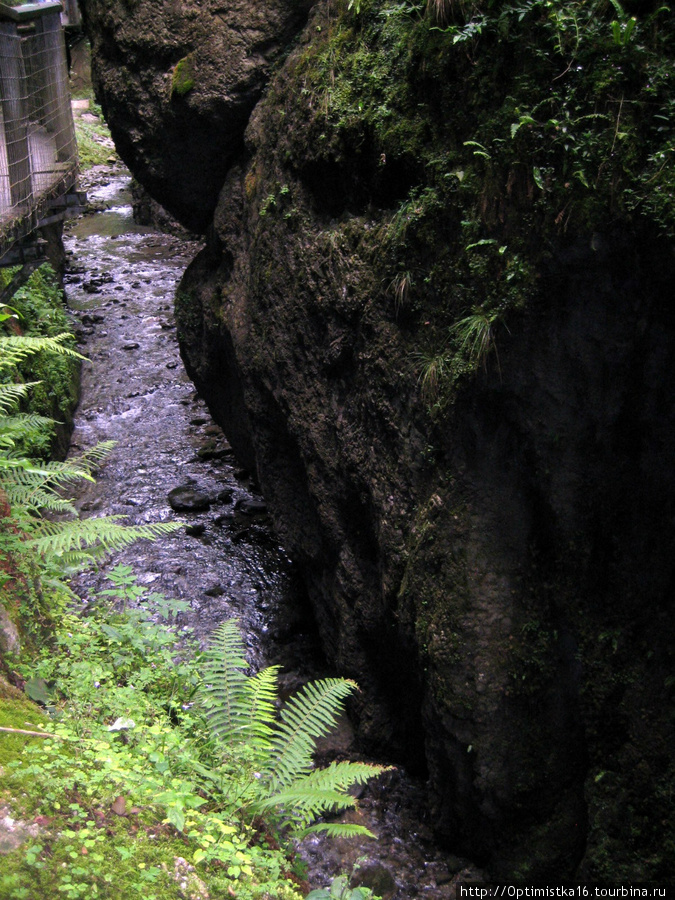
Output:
[63, 165, 470, 899]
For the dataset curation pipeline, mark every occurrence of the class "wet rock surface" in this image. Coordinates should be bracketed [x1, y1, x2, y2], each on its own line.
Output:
[63, 166, 464, 898]
[83, 0, 316, 231]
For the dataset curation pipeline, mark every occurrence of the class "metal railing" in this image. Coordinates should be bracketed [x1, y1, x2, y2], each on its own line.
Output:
[0, 1, 79, 260]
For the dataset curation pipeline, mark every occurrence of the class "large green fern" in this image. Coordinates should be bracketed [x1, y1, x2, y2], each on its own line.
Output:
[1, 334, 181, 574]
[197, 620, 389, 838]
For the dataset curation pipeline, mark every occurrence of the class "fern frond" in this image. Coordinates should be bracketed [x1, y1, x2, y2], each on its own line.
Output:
[0, 382, 37, 413]
[45, 549, 101, 570]
[0, 333, 85, 366]
[267, 678, 358, 791]
[194, 621, 387, 838]
[0, 458, 93, 485]
[300, 760, 389, 794]
[199, 620, 256, 741]
[243, 666, 280, 744]
[0, 460, 94, 513]
[295, 822, 377, 840]
[255, 786, 357, 821]
[257, 761, 389, 828]
[4, 485, 76, 515]
[70, 440, 116, 473]
[0, 413, 55, 438]
[27, 517, 182, 558]
[200, 622, 280, 747]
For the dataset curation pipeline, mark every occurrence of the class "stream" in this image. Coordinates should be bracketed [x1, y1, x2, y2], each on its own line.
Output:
[62, 164, 470, 900]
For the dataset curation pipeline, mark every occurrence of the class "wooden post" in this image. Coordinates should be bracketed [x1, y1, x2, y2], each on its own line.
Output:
[0, 21, 32, 208]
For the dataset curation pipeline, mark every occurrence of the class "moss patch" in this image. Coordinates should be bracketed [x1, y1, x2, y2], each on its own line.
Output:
[170, 54, 195, 98]
[0, 691, 48, 770]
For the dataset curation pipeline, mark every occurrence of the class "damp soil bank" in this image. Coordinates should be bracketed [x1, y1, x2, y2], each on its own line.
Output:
[62, 165, 471, 899]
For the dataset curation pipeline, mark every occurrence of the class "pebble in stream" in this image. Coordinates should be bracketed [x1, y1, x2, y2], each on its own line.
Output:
[62, 165, 474, 899]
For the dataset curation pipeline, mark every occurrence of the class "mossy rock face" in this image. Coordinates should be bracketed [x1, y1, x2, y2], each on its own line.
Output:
[88, 0, 675, 879]
[176, 2, 675, 879]
[0, 687, 48, 769]
[83, 0, 317, 231]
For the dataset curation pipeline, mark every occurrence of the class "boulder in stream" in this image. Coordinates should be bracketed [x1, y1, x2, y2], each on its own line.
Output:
[234, 497, 268, 516]
[168, 484, 212, 512]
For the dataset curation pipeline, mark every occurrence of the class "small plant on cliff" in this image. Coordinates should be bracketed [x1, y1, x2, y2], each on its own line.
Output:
[448, 307, 504, 374]
[196, 619, 389, 838]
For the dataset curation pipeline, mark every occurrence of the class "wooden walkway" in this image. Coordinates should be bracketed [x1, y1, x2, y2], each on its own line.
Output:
[0, 1, 81, 264]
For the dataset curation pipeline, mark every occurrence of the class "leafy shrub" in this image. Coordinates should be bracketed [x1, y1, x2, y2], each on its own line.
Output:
[1, 575, 387, 898]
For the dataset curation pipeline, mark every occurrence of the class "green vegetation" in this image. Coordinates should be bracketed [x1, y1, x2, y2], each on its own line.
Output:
[170, 54, 195, 98]
[73, 102, 116, 170]
[0, 265, 79, 458]
[0, 575, 384, 898]
[1, 306, 384, 896]
[198, 620, 388, 840]
[307, 872, 379, 900]
[0, 329, 182, 650]
[0, 584, 305, 899]
[287, 0, 675, 405]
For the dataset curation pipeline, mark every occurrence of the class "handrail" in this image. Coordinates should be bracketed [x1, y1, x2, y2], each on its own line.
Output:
[0, 3, 63, 24]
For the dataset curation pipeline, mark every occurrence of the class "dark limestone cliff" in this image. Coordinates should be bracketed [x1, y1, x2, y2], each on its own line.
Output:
[82, 0, 675, 882]
[81, 0, 315, 232]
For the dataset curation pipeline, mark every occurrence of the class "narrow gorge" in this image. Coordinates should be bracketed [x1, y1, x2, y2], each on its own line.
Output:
[78, 0, 675, 884]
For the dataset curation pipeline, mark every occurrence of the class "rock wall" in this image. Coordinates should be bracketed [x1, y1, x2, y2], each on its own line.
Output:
[82, 0, 315, 232]
[82, 0, 675, 881]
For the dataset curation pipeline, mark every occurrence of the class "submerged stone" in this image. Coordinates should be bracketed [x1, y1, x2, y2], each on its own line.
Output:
[196, 442, 230, 461]
[168, 484, 211, 512]
[234, 498, 268, 516]
[185, 523, 206, 536]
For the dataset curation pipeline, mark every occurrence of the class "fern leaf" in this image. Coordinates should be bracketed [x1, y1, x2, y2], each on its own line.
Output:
[199, 620, 256, 741]
[267, 678, 358, 791]
[27, 517, 181, 558]
[295, 822, 377, 840]
[0, 413, 55, 437]
[243, 666, 280, 744]
[4, 486, 76, 515]
[257, 761, 389, 828]
[0, 333, 85, 364]
[0, 382, 36, 413]
[1, 458, 93, 485]
[194, 621, 383, 839]
[70, 441, 116, 473]
[255, 786, 357, 821]
[300, 760, 390, 794]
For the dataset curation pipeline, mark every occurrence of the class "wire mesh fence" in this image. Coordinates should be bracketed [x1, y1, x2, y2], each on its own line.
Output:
[0, 2, 78, 255]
